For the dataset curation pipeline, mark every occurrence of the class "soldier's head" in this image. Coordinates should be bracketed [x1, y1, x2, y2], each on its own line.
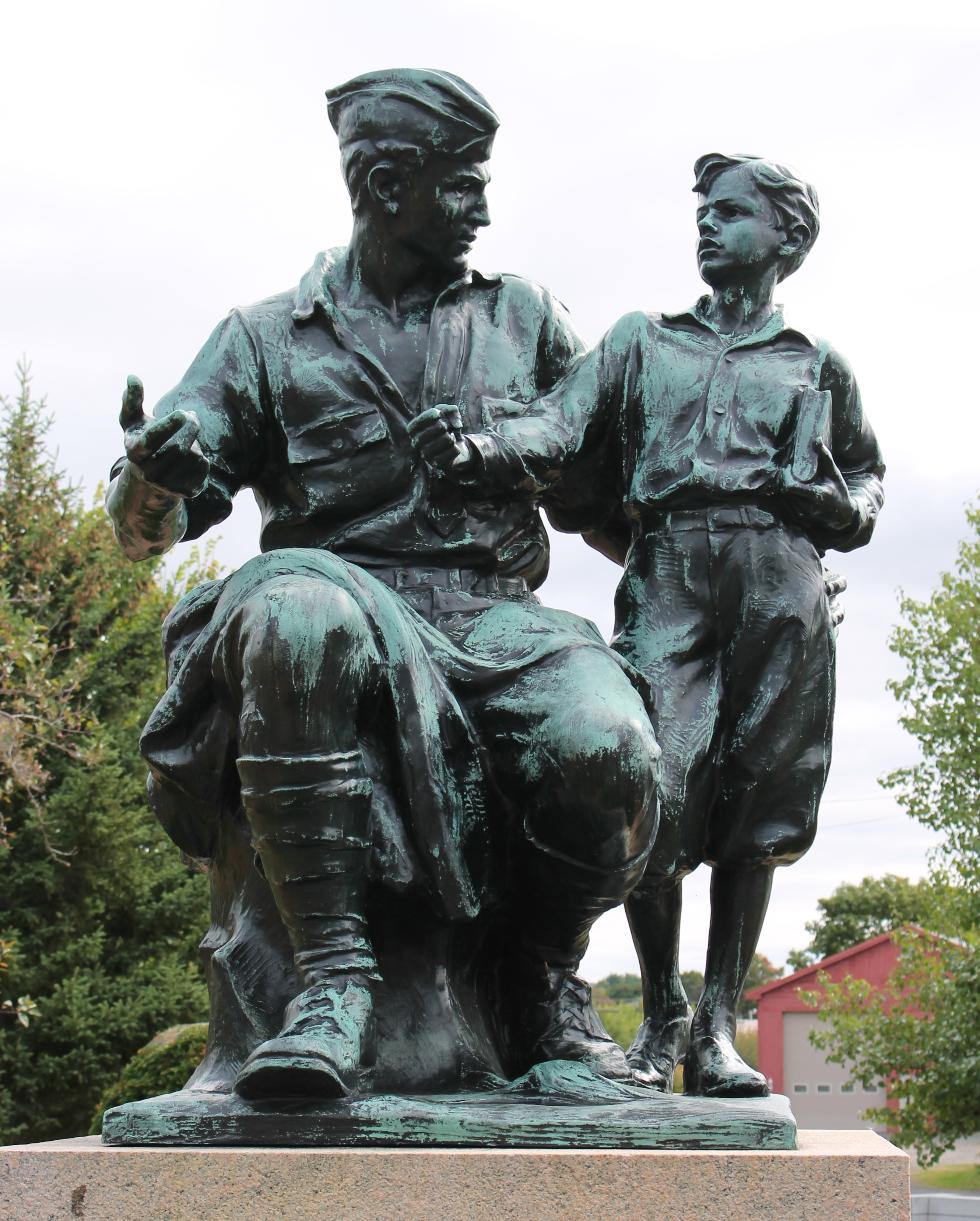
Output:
[693, 154, 820, 288]
[327, 69, 498, 275]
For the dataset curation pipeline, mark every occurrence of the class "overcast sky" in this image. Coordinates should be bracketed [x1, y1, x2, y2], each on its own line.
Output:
[2, 0, 977, 981]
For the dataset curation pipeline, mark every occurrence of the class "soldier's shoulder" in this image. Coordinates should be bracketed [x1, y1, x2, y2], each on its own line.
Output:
[233, 288, 297, 327]
[492, 272, 570, 314]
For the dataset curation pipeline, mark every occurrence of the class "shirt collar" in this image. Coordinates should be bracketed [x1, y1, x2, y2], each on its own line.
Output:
[661, 295, 816, 348]
[292, 249, 502, 322]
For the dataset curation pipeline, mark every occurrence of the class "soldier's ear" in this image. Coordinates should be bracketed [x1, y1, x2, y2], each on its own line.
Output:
[366, 164, 401, 216]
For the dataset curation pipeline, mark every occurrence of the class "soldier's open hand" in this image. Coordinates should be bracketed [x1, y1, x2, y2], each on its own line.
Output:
[119, 375, 210, 498]
[408, 404, 475, 476]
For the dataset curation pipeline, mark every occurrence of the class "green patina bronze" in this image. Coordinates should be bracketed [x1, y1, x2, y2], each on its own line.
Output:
[104, 71, 880, 1150]
[105, 68, 668, 1144]
[417, 152, 883, 1103]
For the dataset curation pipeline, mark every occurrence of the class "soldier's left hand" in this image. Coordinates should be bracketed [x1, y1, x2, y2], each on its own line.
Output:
[408, 405, 476, 475]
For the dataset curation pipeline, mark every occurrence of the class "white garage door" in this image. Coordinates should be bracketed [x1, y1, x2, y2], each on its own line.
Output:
[783, 1011, 888, 1129]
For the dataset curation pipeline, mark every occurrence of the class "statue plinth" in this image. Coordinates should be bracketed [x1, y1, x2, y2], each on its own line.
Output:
[1, 1130, 910, 1220]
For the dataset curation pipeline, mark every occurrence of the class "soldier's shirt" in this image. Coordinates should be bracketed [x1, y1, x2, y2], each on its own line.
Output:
[472, 298, 884, 555]
[128, 248, 583, 586]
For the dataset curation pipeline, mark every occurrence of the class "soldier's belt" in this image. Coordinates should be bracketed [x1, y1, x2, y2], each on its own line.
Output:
[643, 505, 781, 533]
[368, 566, 529, 597]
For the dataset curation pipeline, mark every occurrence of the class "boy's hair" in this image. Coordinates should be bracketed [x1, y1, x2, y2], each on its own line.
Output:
[693, 153, 820, 281]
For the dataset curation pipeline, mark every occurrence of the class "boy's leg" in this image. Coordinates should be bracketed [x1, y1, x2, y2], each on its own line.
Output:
[685, 522, 835, 1096]
[684, 865, 772, 1096]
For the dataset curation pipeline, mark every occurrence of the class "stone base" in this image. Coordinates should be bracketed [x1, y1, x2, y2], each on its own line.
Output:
[1, 1130, 910, 1220]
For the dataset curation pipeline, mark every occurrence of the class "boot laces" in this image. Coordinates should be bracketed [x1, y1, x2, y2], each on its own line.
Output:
[540, 970, 610, 1044]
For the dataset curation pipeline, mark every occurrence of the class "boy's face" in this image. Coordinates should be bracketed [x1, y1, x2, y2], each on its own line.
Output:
[696, 165, 785, 287]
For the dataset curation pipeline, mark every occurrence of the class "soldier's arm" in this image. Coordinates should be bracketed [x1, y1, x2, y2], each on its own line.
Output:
[106, 311, 264, 561]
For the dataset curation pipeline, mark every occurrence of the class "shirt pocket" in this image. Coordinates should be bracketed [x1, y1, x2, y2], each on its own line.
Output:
[285, 405, 390, 468]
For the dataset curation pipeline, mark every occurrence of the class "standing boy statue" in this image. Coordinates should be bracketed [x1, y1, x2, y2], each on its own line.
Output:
[413, 153, 885, 1097]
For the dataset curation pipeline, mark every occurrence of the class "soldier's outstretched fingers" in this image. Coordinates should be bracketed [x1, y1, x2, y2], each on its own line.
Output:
[119, 375, 146, 431]
[125, 410, 197, 465]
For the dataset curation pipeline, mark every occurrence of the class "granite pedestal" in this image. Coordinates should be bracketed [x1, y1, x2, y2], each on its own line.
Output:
[1, 1129, 910, 1220]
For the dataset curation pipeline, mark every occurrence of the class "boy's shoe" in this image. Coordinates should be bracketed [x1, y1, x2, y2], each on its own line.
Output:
[682, 1031, 768, 1097]
[626, 1009, 692, 1091]
[234, 976, 375, 1100]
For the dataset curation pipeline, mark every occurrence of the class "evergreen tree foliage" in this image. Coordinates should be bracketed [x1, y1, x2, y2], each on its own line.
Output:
[809, 505, 980, 1164]
[0, 365, 212, 1143]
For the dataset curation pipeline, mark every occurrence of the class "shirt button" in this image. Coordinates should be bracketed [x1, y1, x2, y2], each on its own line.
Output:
[724, 354, 734, 363]
[331, 438, 344, 451]
[713, 406, 725, 415]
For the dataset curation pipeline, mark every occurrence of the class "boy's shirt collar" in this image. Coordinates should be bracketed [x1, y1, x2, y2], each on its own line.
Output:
[661, 296, 816, 348]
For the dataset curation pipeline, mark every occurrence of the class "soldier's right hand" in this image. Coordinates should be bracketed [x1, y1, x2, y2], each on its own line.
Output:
[119, 375, 210, 498]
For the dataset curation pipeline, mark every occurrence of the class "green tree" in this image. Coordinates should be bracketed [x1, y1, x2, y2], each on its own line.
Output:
[809, 505, 980, 1165]
[786, 874, 940, 971]
[0, 366, 212, 1143]
[680, 968, 704, 1009]
[739, 954, 782, 1017]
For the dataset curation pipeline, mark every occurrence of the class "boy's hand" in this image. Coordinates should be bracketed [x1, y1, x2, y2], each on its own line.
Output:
[120, 375, 210, 498]
[823, 567, 846, 629]
[408, 405, 477, 476]
[785, 440, 856, 531]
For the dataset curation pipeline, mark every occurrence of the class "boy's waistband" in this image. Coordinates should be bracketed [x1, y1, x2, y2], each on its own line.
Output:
[641, 505, 781, 533]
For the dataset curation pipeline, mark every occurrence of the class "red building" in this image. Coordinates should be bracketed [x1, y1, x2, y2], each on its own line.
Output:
[746, 932, 900, 1128]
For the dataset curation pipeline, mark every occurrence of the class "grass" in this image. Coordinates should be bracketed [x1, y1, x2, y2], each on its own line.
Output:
[911, 1164, 980, 1192]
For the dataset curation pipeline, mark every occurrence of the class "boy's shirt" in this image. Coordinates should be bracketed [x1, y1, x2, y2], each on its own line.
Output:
[468, 298, 884, 557]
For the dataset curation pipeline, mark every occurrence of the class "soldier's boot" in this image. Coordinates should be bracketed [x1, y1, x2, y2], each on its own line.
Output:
[624, 875, 691, 1091]
[233, 751, 378, 1101]
[519, 847, 650, 1081]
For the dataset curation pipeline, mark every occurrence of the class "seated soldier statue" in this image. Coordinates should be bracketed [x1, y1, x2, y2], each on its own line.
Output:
[106, 68, 661, 1102]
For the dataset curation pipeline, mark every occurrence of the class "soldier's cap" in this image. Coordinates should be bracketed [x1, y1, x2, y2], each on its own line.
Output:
[326, 68, 499, 158]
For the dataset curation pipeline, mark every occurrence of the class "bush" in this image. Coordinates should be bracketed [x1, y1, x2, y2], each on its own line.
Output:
[89, 1023, 208, 1133]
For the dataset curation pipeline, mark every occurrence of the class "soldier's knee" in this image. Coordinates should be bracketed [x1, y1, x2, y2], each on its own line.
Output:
[236, 577, 377, 682]
[543, 707, 661, 866]
[570, 707, 659, 812]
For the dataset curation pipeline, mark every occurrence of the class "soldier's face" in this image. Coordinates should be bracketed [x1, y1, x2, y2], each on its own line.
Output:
[396, 157, 491, 273]
[696, 166, 785, 287]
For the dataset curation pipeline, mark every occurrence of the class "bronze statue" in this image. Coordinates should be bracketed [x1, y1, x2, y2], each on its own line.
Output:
[415, 153, 884, 1099]
[106, 68, 661, 1108]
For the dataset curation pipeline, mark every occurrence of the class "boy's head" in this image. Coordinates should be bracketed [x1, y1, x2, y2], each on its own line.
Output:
[693, 154, 820, 286]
